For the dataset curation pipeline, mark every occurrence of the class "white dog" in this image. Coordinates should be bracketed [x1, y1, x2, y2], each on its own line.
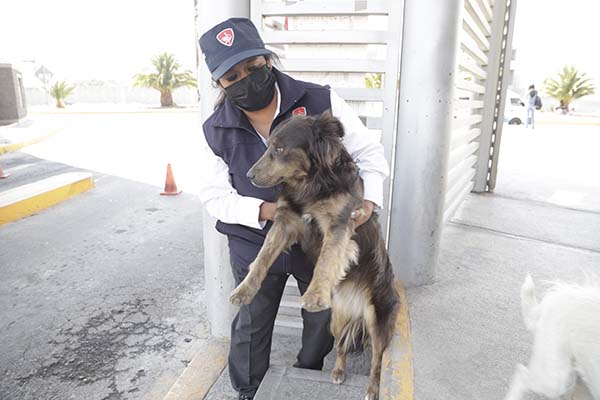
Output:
[504, 274, 600, 400]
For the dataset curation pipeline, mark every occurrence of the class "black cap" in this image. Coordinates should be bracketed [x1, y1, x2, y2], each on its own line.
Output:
[199, 18, 272, 80]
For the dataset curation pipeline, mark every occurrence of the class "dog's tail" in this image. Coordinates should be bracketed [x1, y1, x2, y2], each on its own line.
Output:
[521, 274, 540, 332]
[338, 319, 368, 354]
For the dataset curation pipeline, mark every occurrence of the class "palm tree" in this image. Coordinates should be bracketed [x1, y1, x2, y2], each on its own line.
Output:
[544, 65, 595, 110]
[133, 52, 197, 107]
[365, 73, 382, 89]
[49, 81, 75, 108]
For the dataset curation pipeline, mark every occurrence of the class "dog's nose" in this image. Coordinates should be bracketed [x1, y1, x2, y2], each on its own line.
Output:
[246, 170, 255, 180]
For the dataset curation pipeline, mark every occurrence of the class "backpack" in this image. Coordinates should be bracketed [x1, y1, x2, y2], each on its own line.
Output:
[534, 95, 542, 110]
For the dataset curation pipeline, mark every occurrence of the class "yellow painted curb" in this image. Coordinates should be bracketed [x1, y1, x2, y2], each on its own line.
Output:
[0, 128, 61, 155]
[162, 338, 228, 400]
[380, 280, 414, 400]
[0, 172, 94, 225]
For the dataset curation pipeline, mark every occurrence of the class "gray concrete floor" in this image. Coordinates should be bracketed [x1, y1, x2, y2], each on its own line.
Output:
[205, 318, 372, 399]
[408, 123, 600, 400]
[0, 155, 207, 400]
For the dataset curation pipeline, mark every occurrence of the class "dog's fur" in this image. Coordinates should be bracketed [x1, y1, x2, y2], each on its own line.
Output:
[504, 274, 600, 400]
[229, 111, 400, 400]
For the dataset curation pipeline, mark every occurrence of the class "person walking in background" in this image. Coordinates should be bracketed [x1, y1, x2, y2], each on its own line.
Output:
[526, 84, 541, 129]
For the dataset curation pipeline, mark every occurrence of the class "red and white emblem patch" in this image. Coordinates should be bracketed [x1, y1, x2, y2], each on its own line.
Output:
[216, 28, 234, 46]
[292, 107, 307, 116]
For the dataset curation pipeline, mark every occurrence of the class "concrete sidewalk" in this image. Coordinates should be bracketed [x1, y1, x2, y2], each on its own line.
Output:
[0, 118, 62, 155]
[408, 192, 599, 399]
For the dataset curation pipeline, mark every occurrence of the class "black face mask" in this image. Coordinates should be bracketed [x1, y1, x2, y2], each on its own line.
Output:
[224, 65, 276, 111]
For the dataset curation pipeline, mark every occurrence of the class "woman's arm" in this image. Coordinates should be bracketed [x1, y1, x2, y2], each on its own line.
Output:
[330, 90, 390, 210]
[198, 139, 272, 229]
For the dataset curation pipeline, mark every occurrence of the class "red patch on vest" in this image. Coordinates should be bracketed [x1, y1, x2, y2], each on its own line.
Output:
[292, 107, 307, 116]
[216, 28, 234, 46]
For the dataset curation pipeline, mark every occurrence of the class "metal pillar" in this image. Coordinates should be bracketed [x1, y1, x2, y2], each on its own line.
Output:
[473, 0, 519, 192]
[198, 0, 251, 338]
[387, 0, 464, 287]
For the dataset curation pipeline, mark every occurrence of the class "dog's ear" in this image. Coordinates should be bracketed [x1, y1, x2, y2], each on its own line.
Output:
[314, 110, 345, 138]
[308, 111, 344, 169]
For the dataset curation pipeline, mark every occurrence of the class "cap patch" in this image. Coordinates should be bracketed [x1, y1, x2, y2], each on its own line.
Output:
[216, 28, 234, 46]
[292, 107, 307, 116]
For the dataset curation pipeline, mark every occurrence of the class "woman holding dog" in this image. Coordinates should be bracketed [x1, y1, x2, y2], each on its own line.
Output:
[198, 18, 389, 400]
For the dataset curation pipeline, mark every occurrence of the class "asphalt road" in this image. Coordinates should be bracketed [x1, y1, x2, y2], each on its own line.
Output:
[0, 151, 207, 400]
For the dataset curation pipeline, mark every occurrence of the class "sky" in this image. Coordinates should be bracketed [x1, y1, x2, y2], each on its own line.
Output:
[512, 0, 600, 97]
[0, 0, 197, 83]
[1, 0, 598, 97]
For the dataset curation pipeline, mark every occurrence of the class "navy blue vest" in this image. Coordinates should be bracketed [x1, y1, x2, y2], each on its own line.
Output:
[203, 68, 332, 273]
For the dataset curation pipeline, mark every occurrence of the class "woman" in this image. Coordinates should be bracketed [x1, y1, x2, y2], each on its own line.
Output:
[198, 17, 389, 400]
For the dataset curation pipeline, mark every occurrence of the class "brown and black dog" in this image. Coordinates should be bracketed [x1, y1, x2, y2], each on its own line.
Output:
[229, 111, 400, 400]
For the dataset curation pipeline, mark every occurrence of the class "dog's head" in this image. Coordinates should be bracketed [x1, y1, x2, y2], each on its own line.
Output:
[247, 110, 346, 188]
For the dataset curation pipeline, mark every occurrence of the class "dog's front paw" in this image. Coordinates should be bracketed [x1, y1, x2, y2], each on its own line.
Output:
[229, 283, 258, 306]
[331, 368, 346, 384]
[301, 289, 331, 312]
[364, 389, 378, 400]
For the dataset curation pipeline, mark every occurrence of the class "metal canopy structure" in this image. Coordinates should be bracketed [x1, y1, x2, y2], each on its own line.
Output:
[197, 0, 518, 337]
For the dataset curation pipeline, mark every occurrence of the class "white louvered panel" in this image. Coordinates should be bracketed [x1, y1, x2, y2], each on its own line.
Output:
[333, 87, 385, 101]
[261, 30, 389, 45]
[260, 0, 389, 16]
[452, 114, 483, 130]
[281, 58, 387, 73]
[459, 58, 487, 80]
[461, 33, 488, 66]
[456, 80, 486, 95]
[360, 116, 383, 130]
[466, 0, 492, 37]
[450, 127, 481, 150]
[446, 155, 478, 195]
[445, 0, 491, 222]
[463, 9, 490, 50]
[444, 170, 476, 223]
[447, 141, 480, 174]
[454, 99, 485, 110]
[475, 0, 494, 23]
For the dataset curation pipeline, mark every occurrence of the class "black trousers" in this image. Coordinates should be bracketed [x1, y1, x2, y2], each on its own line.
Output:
[228, 260, 334, 397]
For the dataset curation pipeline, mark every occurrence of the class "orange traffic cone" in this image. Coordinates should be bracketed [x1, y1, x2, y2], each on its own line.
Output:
[0, 165, 8, 179]
[160, 163, 181, 195]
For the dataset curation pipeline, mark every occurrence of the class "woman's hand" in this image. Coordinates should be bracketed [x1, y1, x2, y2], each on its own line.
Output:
[351, 200, 375, 228]
[259, 201, 277, 222]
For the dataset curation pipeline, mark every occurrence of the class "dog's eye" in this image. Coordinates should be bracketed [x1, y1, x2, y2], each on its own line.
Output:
[274, 147, 284, 154]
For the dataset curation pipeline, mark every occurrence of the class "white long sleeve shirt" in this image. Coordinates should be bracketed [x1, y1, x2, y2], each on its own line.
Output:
[198, 86, 389, 229]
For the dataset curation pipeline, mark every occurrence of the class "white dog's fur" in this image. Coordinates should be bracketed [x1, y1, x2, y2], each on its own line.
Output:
[504, 274, 600, 400]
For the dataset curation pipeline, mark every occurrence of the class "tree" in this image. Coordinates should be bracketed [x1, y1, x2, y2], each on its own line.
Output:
[49, 81, 75, 108]
[133, 52, 197, 107]
[543, 65, 595, 110]
[365, 73, 382, 89]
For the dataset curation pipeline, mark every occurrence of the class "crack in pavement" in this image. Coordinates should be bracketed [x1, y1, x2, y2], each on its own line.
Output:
[13, 297, 178, 400]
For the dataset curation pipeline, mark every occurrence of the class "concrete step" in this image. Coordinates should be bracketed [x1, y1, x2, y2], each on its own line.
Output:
[278, 297, 302, 317]
[254, 366, 370, 400]
[0, 171, 94, 225]
[275, 276, 303, 335]
[274, 314, 303, 336]
[284, 276, 301, 296]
